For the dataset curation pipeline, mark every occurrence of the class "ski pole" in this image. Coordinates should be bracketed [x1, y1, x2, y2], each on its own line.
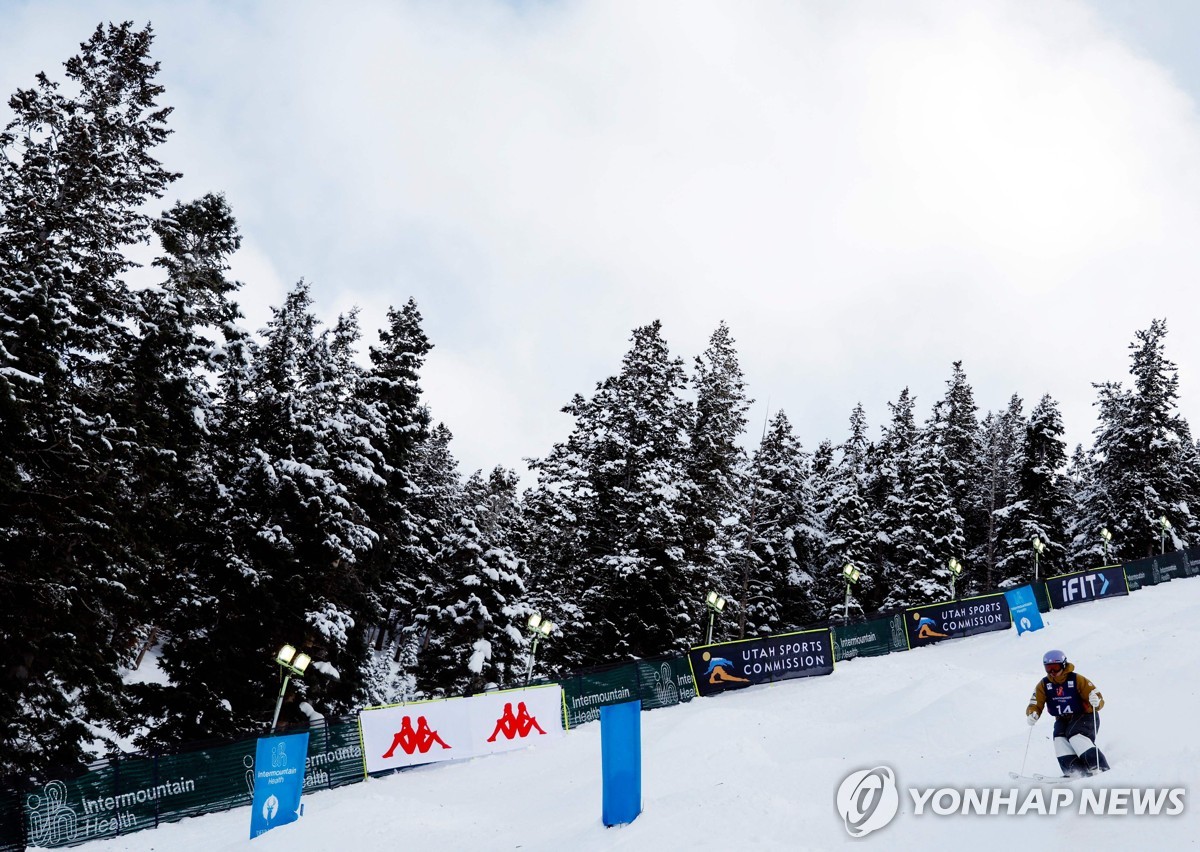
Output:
[1019, 720, 1035, 778]
[1092, 707, 1100, 773]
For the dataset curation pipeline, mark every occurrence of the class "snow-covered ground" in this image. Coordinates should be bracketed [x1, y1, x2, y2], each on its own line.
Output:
[79, 580, 1200, 851]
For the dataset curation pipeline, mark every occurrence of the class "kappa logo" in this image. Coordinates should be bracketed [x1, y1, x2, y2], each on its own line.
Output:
[487, 701, 547, 742]
[382, 715, 451, 758]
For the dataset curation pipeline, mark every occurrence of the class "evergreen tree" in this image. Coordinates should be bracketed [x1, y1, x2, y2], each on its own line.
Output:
[869, 389, 919, 599]
[994, 395, 1071, 584]
[0, 22, 178, 780]
[415, 512, 531, 697]
[932, 362, 986, 590]
[742, 411, 824, 635]
[117, 194, 251, 747]
[817, 405, 876, 619]
[362, 300, 434, 643]
[685, 322, 751, 604]
[526, 322, 696, 666]
[884, 425, 964, 609]
[1076, 322, 1194, 561]
[980, 395, 1025, 588]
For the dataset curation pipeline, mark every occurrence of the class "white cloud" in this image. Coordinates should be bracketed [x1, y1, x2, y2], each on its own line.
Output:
[6, 0, 1200, 475]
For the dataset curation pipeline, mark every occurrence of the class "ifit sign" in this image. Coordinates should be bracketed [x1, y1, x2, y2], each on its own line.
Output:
[357, 685, 564, 773]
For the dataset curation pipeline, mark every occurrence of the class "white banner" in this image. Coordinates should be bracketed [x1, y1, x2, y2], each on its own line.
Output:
[359, 698, 471, 772]
[359, 685, 564, 774]
[470, 686, 565, 756]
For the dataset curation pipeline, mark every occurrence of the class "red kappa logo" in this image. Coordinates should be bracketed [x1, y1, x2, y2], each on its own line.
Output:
[487, 701, 547, 742]
[382, 715, 451, 757]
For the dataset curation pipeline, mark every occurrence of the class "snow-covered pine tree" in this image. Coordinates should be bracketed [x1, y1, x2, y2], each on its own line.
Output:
[415, 508, 531, 697]
[526, 321, 696, 665]
[116, 194, 253, 748]
[742, 411, 824, 635]
[0, 22, 179, 780]
[684, 322, 752, 619]
[994, 394, 1072, 585]
[816, 405, 877, 619]
[932, 362, 986, 591]
[402, 423, 466, 679]
[979, 395, 1025, 588]
[1074, 322, 1194, 562]
[362, 300, 434, 654]
[883, 423, 964, 609]
[869, 388, 919, 605]
[158, 283, 381, 740]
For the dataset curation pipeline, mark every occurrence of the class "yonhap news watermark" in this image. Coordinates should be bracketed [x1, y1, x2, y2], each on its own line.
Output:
[836, 766, 1186, 838]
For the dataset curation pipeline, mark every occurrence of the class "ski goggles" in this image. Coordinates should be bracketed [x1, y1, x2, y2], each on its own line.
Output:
[1044, 662, 1064, 674]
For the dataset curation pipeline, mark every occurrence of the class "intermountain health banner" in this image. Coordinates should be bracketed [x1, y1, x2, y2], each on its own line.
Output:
[687, 628, 834, 697]
[249, 733, 308, 839]
[1185, 545, 1200, 578]
[358, 685, 564, 774]
[1003, 585, 1044, 635]
[904, 593, 1011, 649]
[832, 617, 894, 661]
[1045, 565, 1129, 609]
[1123, 552, 1188, 590]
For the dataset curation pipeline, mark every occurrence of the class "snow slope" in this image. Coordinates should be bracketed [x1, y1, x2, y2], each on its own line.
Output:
[80, 580, 1200, 851]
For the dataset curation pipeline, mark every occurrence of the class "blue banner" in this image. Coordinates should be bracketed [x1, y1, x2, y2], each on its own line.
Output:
[903, 593, 1011, 648]
[1044, 565, 1129, 609]
[1003, 585, 1044, 635]
[687, 628, 834, 696]
[250, 733, 309, 839]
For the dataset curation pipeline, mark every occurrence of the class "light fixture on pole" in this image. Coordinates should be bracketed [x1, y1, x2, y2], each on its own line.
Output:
[1031, 536, 1045, 582]
[1160, 515, 1172, 555]
[704, 591, 727, 645]
[841, 564, 861, 623]
[525, 613, 555, 685]
[1100, 527, 1113, 564]
[271, 644, 312, 732]
[947, 557, 964, 600]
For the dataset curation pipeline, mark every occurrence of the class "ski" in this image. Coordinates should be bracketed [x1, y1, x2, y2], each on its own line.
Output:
[1008, 771, 1090, 782]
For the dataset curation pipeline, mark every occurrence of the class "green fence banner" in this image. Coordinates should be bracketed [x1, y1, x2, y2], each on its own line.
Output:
[22, 741, 254, 847]
[1185, 546, 1200, 578]
[635, 656, 696, 710]
[832, 617, 894, 661]
[1124, 552, 1187, 590]
[559, 664, 640, 728]
[19, 718, 365, 849]
[302, 720, 366, 791]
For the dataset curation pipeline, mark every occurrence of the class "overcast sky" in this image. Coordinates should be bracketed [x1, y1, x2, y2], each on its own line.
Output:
[4, 1, 1200, 480]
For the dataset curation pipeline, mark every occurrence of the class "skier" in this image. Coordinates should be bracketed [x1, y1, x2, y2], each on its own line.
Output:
[1025, 649, 1110, 777]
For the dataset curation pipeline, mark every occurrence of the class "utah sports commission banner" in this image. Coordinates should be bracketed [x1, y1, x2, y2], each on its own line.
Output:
[904, 592, 1011, 648]
[687, 628, 834, 697]
[1045, 565, 1129, 609]
[358, 685, 564, 774]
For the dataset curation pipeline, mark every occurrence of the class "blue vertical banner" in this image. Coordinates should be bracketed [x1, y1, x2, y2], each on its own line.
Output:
[600, 700, 642, 827]
[1003, 585, 1044, 635]
[250, 733, 309, 839]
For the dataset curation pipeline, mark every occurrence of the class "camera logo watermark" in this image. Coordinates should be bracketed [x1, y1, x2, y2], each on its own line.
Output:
[836, 766, 900, 837]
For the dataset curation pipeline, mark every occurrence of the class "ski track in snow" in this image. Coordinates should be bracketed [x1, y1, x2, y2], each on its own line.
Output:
[82, 580, 1200, 851]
